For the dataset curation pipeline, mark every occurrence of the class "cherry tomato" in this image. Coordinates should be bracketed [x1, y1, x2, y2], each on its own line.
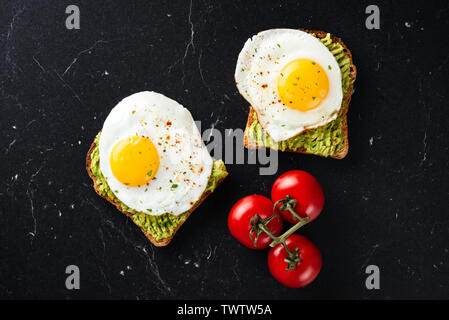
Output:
[228, 195, 283, 249]
[271, 170, 324, 224]
[268, 234, 322, 288]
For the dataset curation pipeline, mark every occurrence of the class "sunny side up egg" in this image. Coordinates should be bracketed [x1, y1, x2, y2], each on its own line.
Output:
[98, 91, 213, 216]
[235, 29, 343, 142]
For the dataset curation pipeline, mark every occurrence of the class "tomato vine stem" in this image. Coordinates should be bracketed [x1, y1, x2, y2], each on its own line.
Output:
[269, 216, 309, 247]
[249, 214, 278, 247]
[281, 242, 301, 271]
[249, 195, 310, 271]
[273, 195, 302, 222]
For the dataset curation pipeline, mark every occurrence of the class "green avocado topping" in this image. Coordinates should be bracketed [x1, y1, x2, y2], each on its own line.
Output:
[245, 33, 354, 157]
[90, 134, 228, 241]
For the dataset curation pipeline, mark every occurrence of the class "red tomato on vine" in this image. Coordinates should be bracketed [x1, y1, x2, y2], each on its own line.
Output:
[271, 170, 324, 224]
[268, 234, 322, 288]
[228, 195, 283, 249]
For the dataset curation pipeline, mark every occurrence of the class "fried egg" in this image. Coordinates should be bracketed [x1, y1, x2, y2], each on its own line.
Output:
[235, 29, 343, 142]
[99, 91, 213, 216]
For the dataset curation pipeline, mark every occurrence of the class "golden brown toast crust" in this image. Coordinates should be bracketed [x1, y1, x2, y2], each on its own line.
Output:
[86, 137, 227, 247]
[243, 29, 357, 159]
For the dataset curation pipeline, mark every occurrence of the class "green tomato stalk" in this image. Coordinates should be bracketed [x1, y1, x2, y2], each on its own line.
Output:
[249, 195, 309, 271]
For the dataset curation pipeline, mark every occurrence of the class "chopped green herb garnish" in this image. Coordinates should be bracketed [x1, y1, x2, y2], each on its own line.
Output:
[147, 170, 152, 176]
[147, 209, 152, 212]
[328, 65, 331, 70]
[171, 184, 178, 189]
[277, 43, 280, 48]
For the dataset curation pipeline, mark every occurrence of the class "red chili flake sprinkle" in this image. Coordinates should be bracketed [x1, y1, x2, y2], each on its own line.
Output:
[132, 110, 136, 114]
[166, 121, 172, 126]
[166, 135, 170, 140]
[261, 84, 268, 89]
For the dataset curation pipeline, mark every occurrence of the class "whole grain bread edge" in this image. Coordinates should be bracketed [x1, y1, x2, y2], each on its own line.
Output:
[86, 136, 227, 247]
[243, 29, 357, 159]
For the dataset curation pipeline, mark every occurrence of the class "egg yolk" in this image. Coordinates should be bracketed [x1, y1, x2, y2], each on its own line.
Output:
[110, 135, 159, 187]
[277, 59, 329, 112]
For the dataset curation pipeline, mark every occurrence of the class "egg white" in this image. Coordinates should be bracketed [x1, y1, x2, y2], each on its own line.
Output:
[99, 91, 213, 216]
[235, 29, 343, 142]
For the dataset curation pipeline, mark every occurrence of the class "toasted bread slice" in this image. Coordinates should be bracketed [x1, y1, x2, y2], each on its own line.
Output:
[243, 29, 357, 159]
[86, 136, 227, 247]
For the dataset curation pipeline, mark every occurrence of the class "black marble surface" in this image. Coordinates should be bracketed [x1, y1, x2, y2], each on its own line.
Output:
[1, 0, 449, 299]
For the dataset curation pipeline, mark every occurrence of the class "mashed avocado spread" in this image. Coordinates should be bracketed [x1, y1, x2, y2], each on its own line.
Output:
[90, 134, 228, 241]
[245, 33, 354, 157]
